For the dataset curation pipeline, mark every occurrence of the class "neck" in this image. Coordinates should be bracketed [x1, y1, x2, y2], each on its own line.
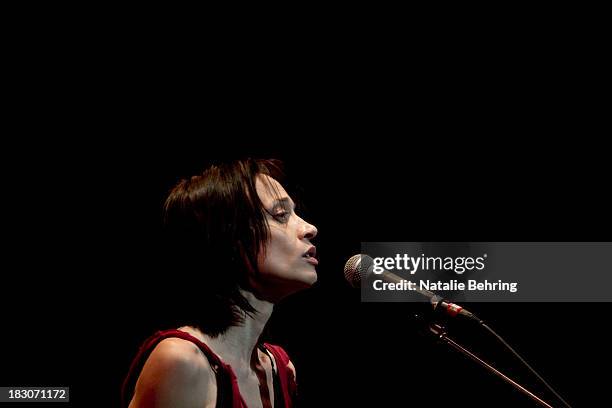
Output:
[189, 289, 274, 374]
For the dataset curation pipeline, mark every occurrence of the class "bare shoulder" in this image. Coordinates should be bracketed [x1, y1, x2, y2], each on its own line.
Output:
[287, 359, 297, 382]
[129, 338, 217, 408]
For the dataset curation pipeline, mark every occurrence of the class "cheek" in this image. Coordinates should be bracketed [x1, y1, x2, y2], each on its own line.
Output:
[258, 229, 295, 275]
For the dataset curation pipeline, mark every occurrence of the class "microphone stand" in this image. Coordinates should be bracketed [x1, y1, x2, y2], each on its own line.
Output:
[428, 323, 555, 408]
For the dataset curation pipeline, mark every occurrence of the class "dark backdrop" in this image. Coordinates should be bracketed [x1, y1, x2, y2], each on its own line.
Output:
[2, 137, 609, 407]
[2, 11, 610, 407]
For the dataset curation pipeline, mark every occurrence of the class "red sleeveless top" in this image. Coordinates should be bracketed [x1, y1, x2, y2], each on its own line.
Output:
[121, 329, 297, 408]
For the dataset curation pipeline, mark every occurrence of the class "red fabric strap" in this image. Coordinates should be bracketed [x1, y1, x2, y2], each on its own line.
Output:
[122, 330, 295, 408]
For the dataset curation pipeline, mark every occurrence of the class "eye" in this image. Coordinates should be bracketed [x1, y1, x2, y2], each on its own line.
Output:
[274, 211, 291, 222]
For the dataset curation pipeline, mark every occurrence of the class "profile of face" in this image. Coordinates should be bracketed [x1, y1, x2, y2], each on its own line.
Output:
[250, 174, 318, 301]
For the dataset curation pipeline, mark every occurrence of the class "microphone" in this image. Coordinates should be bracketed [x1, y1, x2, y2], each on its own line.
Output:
[344, 254, 481, 322]
[346, 254, 572, 407]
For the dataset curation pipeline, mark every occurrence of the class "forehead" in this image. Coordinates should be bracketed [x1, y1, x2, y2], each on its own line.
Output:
[255, 174, 289, 206]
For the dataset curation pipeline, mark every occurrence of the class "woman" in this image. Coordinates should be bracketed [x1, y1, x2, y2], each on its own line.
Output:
[122, 159, 318, 408]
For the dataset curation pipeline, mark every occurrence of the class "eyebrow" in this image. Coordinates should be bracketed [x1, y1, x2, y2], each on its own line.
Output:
[271, 197, 295, 210]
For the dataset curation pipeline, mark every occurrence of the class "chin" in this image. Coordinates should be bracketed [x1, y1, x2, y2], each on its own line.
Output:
[274, 274, 317, 302]
[291, 269, 318, 288]
[302, 265, 318, 283]
[303, 271, 318, 286]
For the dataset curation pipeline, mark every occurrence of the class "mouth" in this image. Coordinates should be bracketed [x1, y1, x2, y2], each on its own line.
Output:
[303, 246, 318, 266]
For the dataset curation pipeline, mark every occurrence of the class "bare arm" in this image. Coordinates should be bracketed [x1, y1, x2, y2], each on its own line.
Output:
[129, 338, 217, 408]
[287, 359, 297, 384]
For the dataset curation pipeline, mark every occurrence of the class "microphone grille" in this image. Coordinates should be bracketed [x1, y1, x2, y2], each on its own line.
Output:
[344, 254, 373, 288]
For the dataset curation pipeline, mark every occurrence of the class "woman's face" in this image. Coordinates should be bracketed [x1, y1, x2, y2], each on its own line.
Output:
[251, 174, 318, 300]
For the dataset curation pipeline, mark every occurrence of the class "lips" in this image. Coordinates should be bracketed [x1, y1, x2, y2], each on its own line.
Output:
[303, 246, 318, 265]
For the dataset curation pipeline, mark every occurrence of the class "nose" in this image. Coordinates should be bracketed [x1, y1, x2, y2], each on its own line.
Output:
[300, 219, 318, 241]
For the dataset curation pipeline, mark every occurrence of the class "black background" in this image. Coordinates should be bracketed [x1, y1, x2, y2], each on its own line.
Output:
[1, 16, 610, 406]
[2, 137, 609, 407]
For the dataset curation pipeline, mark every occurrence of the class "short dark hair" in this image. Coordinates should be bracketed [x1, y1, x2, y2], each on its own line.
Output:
[162, 158, 285, 337]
